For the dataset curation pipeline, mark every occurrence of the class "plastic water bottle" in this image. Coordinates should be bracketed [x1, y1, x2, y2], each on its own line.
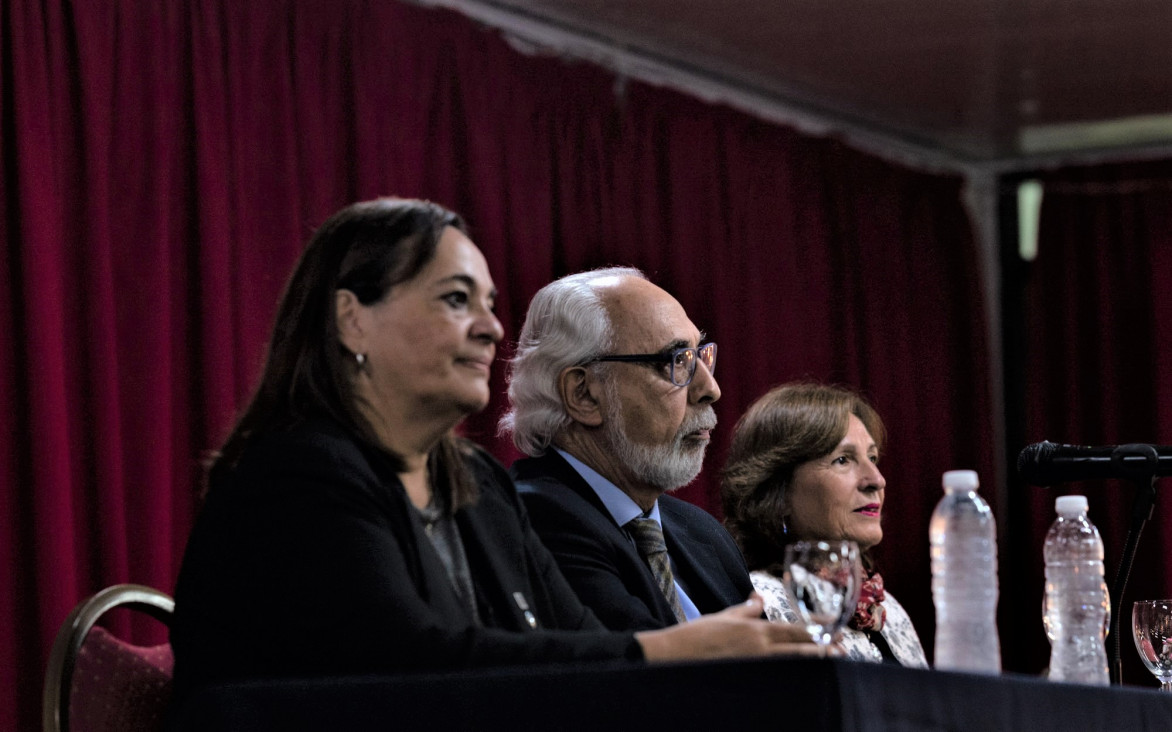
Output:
[929, 469, 1001, 673]
[1042, 495, 1110, 685]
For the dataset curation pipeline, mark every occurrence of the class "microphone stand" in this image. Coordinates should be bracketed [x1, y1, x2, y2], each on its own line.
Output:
[1106, 445, 1161, 685]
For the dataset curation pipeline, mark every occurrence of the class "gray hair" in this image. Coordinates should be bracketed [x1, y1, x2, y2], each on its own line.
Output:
[499, 266, 646, 456]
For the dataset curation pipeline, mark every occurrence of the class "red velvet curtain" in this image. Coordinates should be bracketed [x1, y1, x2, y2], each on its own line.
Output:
[1014, 159, 1172, 684]
[3, 1, 995, 727]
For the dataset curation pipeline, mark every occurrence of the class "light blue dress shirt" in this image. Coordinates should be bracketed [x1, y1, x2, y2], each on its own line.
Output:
[554, 448, 701, 621]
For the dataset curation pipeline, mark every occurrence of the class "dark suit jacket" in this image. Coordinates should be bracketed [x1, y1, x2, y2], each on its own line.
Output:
[511, 451, 753, 631]
[170, 419, 639, 708]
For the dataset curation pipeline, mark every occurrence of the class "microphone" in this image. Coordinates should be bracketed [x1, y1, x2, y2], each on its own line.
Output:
[1017, 441, 1172, 485]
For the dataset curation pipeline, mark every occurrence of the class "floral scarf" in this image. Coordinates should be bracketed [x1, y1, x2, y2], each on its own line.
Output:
[850, 570, 887, 633]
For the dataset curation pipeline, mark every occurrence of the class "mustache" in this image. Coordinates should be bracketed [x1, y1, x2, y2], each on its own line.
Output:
[678, 406, 717, 437]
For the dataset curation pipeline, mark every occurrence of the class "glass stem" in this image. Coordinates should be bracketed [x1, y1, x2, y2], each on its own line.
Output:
[1162, 681, 1172, 692]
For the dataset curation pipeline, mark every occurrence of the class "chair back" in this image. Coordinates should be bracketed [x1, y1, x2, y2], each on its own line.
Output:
[43, 583, 175, 732]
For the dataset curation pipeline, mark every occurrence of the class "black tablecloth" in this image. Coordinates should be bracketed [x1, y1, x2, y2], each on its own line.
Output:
[172, 656, 1172, 731]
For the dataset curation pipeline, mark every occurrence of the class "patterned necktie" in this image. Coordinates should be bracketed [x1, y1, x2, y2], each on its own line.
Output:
[625, 516, 686, 623]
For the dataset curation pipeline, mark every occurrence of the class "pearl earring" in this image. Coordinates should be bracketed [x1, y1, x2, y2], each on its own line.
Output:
[355, 352, 366, 367]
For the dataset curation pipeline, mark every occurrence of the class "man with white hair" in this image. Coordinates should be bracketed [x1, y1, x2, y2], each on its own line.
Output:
[500, 267, 752, 631]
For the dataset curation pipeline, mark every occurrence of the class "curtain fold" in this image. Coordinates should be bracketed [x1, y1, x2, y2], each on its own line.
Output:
[6, 0, 1000, 726]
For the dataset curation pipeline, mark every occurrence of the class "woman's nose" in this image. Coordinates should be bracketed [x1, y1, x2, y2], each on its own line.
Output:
[473, 304, 504, 343]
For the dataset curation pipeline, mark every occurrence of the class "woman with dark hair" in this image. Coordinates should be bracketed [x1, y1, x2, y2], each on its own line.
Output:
[170, 198, 812, 706]
[721, 382, 927, 667]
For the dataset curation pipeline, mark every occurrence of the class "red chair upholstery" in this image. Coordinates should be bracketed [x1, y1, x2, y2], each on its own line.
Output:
[43, 584, 175, 732]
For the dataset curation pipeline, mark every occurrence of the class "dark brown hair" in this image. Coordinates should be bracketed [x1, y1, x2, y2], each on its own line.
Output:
[208, 197, 479, 508]
[720, 382, 886, 572]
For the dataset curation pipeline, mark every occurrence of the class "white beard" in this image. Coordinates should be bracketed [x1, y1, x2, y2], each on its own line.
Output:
[599, 393, 716, 491]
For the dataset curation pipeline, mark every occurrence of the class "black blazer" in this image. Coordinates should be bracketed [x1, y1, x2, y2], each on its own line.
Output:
[170, 419, 639, 706]
[511, 451, 753, 631]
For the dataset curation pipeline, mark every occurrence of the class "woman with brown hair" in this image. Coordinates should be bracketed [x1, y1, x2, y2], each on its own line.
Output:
[721, 382, 927, 666]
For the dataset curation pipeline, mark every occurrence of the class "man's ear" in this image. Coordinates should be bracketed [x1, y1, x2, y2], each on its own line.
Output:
[335, 289, 366, 356]
[558, 366, 604, 427]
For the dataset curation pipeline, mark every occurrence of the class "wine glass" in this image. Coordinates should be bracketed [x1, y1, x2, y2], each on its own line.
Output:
[782, 539, 861, 646]
[1133, 600, 1172, 691]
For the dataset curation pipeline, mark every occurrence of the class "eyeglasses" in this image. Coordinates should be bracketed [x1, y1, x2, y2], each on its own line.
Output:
[589, 342, 717, 388]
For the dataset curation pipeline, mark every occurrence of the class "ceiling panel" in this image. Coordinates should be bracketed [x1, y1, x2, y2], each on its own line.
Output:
[438, 0, 1172, 165]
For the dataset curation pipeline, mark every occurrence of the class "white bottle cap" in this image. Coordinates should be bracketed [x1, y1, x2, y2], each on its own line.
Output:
[1055, 495, 1089, 516]
[942, 469, 979, 489]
